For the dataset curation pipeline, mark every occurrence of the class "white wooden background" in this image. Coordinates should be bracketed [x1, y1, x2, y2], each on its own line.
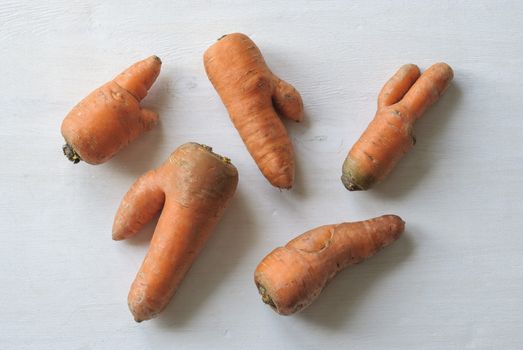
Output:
[2, 1, 523, 349]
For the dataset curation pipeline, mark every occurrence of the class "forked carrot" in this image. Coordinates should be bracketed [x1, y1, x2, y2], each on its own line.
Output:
[341, 63, 453, 190]
[61, 56, 162, 164]
[113, 142, 238, 322]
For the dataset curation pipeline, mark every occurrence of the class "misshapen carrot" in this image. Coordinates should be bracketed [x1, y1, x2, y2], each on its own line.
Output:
[113, 143, 238, 322]
[61, 56, 161, 164]
[342, 63, 453, 190]
[204, 33, 304, 189]
[254, 215, 404, 315]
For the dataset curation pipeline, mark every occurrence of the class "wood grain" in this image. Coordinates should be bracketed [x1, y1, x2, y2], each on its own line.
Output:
[1, 1, 523, 349]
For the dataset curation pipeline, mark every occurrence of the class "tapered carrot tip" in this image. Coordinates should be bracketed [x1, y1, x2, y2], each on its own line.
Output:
[254, 215, 405, 315]
[114, 55, 162, 101]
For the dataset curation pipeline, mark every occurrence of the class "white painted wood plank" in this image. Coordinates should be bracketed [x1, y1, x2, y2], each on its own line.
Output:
[1, 1, 522, 349]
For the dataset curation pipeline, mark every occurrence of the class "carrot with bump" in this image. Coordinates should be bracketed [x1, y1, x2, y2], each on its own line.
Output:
[204, 33, 304, 189]
[254, 215, 405, 315]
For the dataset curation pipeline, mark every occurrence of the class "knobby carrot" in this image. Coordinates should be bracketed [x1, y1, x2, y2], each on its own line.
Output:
[113, 142, 238, 322]
[61, 56, 162, 164]
[204, 33, 304, 189]
[341, 63, 453, 190]
[254, 215, 405, 315]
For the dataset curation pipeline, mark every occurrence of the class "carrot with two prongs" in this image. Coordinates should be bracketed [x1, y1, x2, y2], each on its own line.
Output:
[254, 215, 405, 315]
[61, 56, 162, 164]
[341, 63, 454, 191]
[113, 142, 238, 322]
[204, 33, 304, 189]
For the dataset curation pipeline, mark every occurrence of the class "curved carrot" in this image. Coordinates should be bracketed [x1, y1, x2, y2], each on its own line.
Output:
[61, 56, 161, 164]
[342, 63, 453, 190]
[204, 33, 304, 189]
[113, 143, 238, 322]
[254, 215, 405, 315]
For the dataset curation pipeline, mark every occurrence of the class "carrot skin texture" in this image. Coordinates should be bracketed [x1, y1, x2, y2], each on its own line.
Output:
[113, 143, 238, 322]
[400, 63, 454, 120]
[61, 56, 161, 164]
[112, 170, 165, 241]
[204, 33, 304, 189]
[377, 64, 420, 108]
[254, 215, 405, 315]
[342, 63, 453, 191]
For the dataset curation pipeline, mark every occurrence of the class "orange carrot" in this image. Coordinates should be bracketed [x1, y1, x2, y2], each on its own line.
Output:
[341, 63, 453, 190]
[254, 215, 404, 315]
[113, 143, 238, 322]
[204, 33, 304, 189]
[61, 56, 161, 164]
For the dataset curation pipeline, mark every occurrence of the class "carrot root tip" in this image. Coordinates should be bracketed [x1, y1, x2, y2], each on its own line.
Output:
[62, 143, 81, 164]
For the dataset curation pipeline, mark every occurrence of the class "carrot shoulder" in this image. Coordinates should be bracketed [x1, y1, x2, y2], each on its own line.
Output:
[254, 215, 405, 315]
[204, 33, 304, 189]
[341, 63, 453, 191]
[113, 143, 238, 322]
[61, 56, 161, 164]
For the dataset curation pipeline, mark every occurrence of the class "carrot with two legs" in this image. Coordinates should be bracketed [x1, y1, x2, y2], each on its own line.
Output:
[61, 56, 162, 164]
[342, 63, 454, 190]
[113, 143, 238, 322]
